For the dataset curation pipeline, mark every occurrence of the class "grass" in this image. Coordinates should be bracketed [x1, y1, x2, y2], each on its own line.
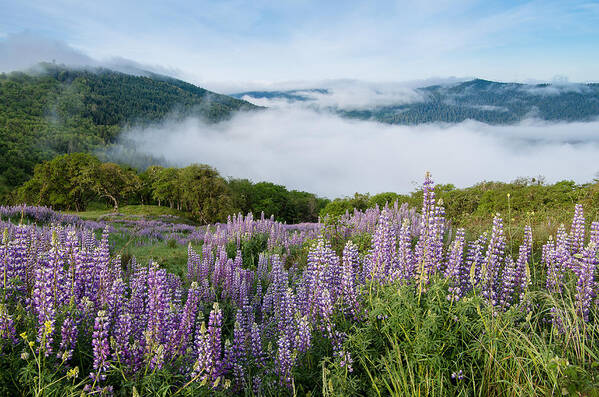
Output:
[68, 204, 197, 225]
[104, 225, 200, 278]
[323, 277, 599, 396]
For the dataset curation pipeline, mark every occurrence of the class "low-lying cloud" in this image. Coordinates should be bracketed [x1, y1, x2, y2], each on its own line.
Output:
[235, 78, 475, 111]
[117, 107, 599, 198]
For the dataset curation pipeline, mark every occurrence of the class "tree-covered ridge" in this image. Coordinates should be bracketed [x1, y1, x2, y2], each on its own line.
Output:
[0, 63, 258, 197]
[235, 78, 599, 124]
[15, 153, 328, 224]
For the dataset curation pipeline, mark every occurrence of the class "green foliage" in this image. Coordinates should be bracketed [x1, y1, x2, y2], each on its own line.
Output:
[228, 178, 329, 223]
[16, 153, 141, 211]
[324, 278, 599, 396]
[368, 192, 412, 209]
[15, 153, 101, 211]
[225, 233, 268, 269]
[320, 193, 371, 220]
[178, 165, 233, 224]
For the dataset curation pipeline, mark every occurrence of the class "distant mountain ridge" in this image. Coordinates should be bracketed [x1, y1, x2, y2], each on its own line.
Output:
[0, 63, 258, 195]
[233, 79, 599, 124]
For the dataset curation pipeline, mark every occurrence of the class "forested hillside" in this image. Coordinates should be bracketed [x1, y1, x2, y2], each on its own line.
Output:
[0, 63, 257, 197]
[235, 79, 599, 124]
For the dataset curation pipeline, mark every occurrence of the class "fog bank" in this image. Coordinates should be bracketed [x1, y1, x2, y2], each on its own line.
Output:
[117, 108, 599, 197]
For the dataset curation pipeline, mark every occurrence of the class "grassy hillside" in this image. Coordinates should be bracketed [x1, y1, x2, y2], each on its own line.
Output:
[0, 63, 257, 197]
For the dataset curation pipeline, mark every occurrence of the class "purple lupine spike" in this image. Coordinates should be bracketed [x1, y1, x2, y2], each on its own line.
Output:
[257, 253, 269, 283]
[114, 312, 132, 366]
[299, 239, 340, 323]
[568, 204, 585, 255]
[192, 322, 211, 383]
[208, 302, 224, 382]
[513, 226, 532, 302]
[482, 214, 506, 306]
[544, 237, 561, 293]
[48, 229, 69, 309]
[397, 219, 414, 280]
[172, 281, 200, 356]
[65, 230, 84, 303]
[58, 315, 78, 362]
[317, 288, 334, 335]
[107, 278, 126, 326]
[90, 310, 110, 383]
[275, 332, 293, 387]
[227, 311, 246, 388]
[498, 256, 516, 310]
[95, 227, 112, 307]
[296, 314, 311, 354]
[368, 209, 397, 282]
[263, 254, 287, 317]
[445, 229, 465, 302]
[574, 245, 596, 322]
[556, 224, 568, 249]
[128, 263, 148, 341]
[187, 243, 198, 282]
[465, 233, 486, 293]
[431, 203, 446, 271]
[146, 262, 168, 345]
[32, 259, 55, 356]
[341, 241, 360, 317]
[5, 225, 29, 298]
[414, 172, 445, 286]
[250, 321, 265, 368]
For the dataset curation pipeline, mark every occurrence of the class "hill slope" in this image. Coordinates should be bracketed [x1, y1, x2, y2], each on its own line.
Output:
[234, 79, 599, 124]
[0, 63, 257, 195]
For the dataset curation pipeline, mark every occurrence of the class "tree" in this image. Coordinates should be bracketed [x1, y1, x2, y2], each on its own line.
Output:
[16, 153, 100, 211]
[82, 162, 141, 212]
[228, 178, 256, 215]
[251, 182, 288, 221]
[151, 167, 181, 208]
[178, 164, 233, 223]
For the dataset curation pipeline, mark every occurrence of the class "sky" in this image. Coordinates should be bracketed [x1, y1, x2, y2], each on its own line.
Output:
[2, 0, 599, 197]
[1, 0, 599, 89]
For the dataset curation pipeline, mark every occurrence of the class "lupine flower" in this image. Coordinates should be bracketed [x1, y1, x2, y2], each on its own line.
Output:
[275, 332, 293, 387]
[114, 312, 132, 366]
[574, 244, 596, 322]
[32, 260, 55, 356]
[481, 214, 506, 305]
[568, 204, 585, 255]
[172, 281, 200, 356]
[208, 302, 224, 382]
[397, 219, 415, 280]
[91, 310, 110, 382]
[513, 226, 532, 301]
[498, 257, 516, 310]
[192, 322, 211, 383]
[445, 229, 465, 302]
[146, 263, 168, 345]
[58, 315, 78, 361]
[341, 241, 360, 317]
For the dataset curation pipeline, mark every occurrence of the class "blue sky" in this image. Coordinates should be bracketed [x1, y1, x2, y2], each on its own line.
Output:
[1, 0, 598, 88]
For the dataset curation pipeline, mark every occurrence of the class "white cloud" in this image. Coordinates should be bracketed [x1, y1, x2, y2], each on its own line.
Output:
[0, 32, 94, 72]
[0, 32, 184, 77]
[117, 107, 599, 198]
[233, 78, 476, 111]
